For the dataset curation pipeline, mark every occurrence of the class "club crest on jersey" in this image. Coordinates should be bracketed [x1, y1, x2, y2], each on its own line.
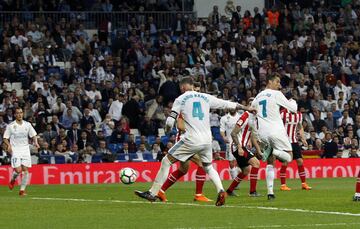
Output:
[238, 120, 243, 126]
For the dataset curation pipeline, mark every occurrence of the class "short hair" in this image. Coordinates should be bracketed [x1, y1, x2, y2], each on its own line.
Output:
[194, 82, 201, 88]
[180, 76, 194, 86]
[266, 73, 280, 83]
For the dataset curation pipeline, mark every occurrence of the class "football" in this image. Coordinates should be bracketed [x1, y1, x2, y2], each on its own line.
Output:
[119, 168, 137, 185]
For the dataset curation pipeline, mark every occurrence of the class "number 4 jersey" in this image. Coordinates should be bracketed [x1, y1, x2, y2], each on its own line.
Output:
[171, 91, 238, 145]
[251, 89, 297, 135]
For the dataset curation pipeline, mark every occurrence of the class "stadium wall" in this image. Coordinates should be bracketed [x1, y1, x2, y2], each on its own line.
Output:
[0, 158, 359, 185]
[194, 0, 265, 18]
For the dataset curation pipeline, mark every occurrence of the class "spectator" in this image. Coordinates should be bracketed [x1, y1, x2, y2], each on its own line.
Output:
[127, 134, 137, 153]
[108, 94, 123, 122]
[80, 108, 96, 129]
[96, 140, 114, 162]
[322, 133, 338, 158]
[118, 142, 130, 154]
[67, 122, 81, 146]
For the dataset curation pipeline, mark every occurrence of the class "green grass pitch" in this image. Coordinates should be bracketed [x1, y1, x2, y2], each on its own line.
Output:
[0, 178, 359, 229]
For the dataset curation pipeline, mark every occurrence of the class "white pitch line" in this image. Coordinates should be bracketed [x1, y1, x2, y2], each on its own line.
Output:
[31, 197, 360, 217]
[247, 222, 360, 228]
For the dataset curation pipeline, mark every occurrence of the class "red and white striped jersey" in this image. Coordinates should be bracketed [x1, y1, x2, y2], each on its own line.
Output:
[231, 111, 253, 152]
[280, 109, 302, 143]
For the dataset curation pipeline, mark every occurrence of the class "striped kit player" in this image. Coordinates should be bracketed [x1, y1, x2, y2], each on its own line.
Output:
[279, 108, 312, 191]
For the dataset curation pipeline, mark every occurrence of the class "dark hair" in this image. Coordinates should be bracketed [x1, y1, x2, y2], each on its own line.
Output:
[180, 76, 194, 86]
[194, 82, 201, 88]
[266, 73, 280, 83]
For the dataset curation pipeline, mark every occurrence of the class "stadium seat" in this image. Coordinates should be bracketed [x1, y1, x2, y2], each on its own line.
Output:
[69, 154, 79, 163]
[129, 153, 143, 162]
[130, 129, 140, 137]
[143, 153, 156, 162]
[135, 136, 141, 145]
[47, 67, 60, 75]
[158, 128, 165, 137]
[3, 82, 11, 90]
[116, 154, 128, 162]
[108, 144, 119, 153]
[91, 154, 102, 163]
[148, 135, 156, 145]
[161, 136, 169, 145]
[54, 155, 66, 164]
[11, 82, 22, 90]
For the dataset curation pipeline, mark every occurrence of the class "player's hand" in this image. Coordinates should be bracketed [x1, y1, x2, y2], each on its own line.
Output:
[237, 145, 244, 156]
[7, 145, 12, 154]
[302, 139, 308, 148]
[34, 142, 40, 149]
[246, 106, 257, 114]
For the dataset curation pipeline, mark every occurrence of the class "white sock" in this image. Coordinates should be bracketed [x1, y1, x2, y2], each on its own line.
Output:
[230, 167, 238, 180]
[266, 165, 275, 195]
[355, 193, 360, 197]
[272, 149, 292, 162]
[149, 156, 172, 195]
[20, 171, 29, 191]
[11, 171, 20, 182]
[204, 164, 224, 193]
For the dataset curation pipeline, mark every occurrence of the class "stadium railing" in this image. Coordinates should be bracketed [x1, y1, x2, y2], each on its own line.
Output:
[0, 11, 197, 30]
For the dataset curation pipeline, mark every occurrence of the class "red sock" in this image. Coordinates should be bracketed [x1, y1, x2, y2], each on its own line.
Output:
[195, 166, 206, 195]
[356, 171, 360, 193]
[249, 167, 259, 193]
[280, 165, 287, 185]
[298, 165, 306, 183]
[161, 169, 186, 192]
[227, 172, 246, 192]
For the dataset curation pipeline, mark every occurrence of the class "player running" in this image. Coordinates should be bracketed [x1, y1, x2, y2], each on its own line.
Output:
[354, 170, 360, 201]
[279, 105, 312, 191]
[251, 73, 297, 200]
[4, 107, 39, 196]
[157, 82, 211, 203]
[220, 109, 241, 181]
[226, 98, 262, 197]
[135, 76, 256, 206]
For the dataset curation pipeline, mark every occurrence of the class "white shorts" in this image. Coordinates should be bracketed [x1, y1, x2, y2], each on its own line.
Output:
[225, 144, 236, 161]
[259, 131, 292, 152]
[168, 140, 213, 163]
[11, 155, 32, 168]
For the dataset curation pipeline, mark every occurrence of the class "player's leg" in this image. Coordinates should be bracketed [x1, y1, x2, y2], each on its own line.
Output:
[354, 170, 360, 201]
[9, 156, 22, 190]
[19, 165, 30, 196]
[248, 157, 261, 197]
[158, 160, 190, 202]
[270, 133, 293, 163]
[226, 147, 239, 180]
[200, 144, 226, 206]
[293, 143, 311, 190]
[266, 155, 276, 200]
[192, 153, 212, 202]
[280, 161, 291, 191]
[226, 148, 250, 196]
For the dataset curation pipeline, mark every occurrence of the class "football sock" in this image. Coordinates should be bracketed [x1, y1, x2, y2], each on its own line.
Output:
[229, 167, 238, 180]
[11, 171, 20, 182]
[298, 165, 306, 183]
[161, 169, 186, 192]
[266, 165, 275, 195]
[356, 171, 360, 194]
[195, 166, 206, 195]
[272, 149, 292, 162]
[20, 171, 29, 191]
[204, 164, 224, 193]
[249, 167, 259, 193]
[149, 156, 172, 195]
[227, 172, 246, 192]
[280, 165, 287, 185]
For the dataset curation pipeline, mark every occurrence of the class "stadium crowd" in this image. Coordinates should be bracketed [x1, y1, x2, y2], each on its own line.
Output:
[0, 0, 360, 164]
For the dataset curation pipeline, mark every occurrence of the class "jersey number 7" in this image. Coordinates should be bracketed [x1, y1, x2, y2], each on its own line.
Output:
[259, 100, 267, 118]
[192, 102, 204, 120]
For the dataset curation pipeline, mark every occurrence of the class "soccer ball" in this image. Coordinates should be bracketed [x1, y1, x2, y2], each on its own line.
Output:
[120, 168, 137, 185]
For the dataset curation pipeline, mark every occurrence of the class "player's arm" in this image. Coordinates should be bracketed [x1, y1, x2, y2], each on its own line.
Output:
[276, 91, 298, 113]
[230, 125, 244, 156]
[251, 133, 262, 159]
[165, 98, 181, 133]
[297, 122, 308, 148]
[29, 123, 40, 149]
[219, 117, 229, 143]
[3, 125, 11, 153]
[176, 114, 185, 132]
[209, 95, 256, 113]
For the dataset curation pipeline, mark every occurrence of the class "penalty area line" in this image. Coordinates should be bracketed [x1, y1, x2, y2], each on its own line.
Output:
[30, 197, 360, 217]
[247, 222, 360, 228]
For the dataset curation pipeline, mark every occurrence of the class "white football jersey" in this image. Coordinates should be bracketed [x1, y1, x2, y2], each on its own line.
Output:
[220, 112, 241, 144]
[171, 91, 237, 145]
[252, 89, 297, 132]
[3, 120, 37, 156]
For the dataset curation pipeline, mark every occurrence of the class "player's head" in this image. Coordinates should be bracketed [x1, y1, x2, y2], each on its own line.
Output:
[193, 82, 201, 92]
[14, 107, 23, 121]
[229, 109, 236, 115]
[179, 76, 194, 93]
[266, 73, 281, 90]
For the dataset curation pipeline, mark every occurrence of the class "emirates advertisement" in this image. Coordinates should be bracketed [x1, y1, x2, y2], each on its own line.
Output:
[0, 158, 359, 185]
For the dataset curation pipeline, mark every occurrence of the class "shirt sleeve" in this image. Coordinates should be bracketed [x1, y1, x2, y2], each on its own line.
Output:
[3, 125, 11, 139]
[236, 112, 249, 128]
[219, 116, 226, 132]
[208, 94, 237, 110]
[28, 123, 37, 138]
[275, 91, 297, 113]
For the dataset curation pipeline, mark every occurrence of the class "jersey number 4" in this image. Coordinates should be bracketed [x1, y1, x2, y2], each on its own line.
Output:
[259, 100, 267, 117]
[192, 102, 204, 120]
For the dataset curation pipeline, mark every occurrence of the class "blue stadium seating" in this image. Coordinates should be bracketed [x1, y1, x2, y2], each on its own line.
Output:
[54, 155, 65, 164]
[108, 144, 122, 153]
[69, 154, 78, 163]
[148, 135, 156, 145]
[129, 153, 139, 161]
[91, 154, 102, 163]
[143, 153, 156, 162]
[135, 136, 141, 145]
[116, 154, 128, 162]
[160, 136, 169, 145]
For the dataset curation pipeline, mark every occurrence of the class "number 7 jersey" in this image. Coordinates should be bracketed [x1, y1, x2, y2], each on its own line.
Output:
[171, 91, 238, 145]
[251, 89, 297, 132]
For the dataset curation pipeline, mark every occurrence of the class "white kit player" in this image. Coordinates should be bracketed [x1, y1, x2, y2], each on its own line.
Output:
[135, 76, 256, 206]
[4, 107, 39, 196]
[251, 73, 297, 200]
[220, 109, 241, 180]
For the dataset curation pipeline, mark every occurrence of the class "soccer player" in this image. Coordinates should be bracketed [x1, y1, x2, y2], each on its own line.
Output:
[279, 106, 312, 191]
[157, 82, 211, 202]
[354, 170, 360, 201]
[226, 98, 262, 197]
[135, 76, 256, 206]
[220, 108, 241, 180]
[251, 73, 297, 200]
[4, 107, 39, 196]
